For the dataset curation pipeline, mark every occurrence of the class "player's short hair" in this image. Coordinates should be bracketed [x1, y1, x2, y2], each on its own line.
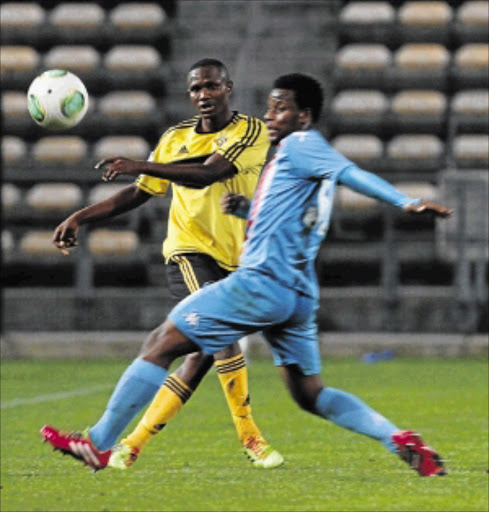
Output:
[188, 58, 230, 81]
[273, 73, 324, 122]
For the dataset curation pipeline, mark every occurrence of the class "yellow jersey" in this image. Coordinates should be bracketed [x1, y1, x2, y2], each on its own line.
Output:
[135, 112, 269, 270]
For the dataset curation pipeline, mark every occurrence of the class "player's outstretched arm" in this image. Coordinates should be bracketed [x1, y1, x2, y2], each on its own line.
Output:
[52, 184, 150, 255]
[338, 166, 453, 216]
[96, 153, 237, 187]
[404, 200, 453, 218]
[221, 193, 251, 219]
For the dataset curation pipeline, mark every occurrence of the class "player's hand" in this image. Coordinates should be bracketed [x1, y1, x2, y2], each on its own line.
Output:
[95, 156, 143, 181]
[221, 192, 250, 216]
[404, 200, 454, 218]
[53, 217, 79, 255]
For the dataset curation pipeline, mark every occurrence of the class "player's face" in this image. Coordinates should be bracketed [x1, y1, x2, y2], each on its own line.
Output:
[187, 66, 233, 120]
[264, 89, 309, 144]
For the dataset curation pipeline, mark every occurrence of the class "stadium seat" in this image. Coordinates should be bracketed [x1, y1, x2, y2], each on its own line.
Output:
[88, 229, 139, 255]
[397, 1, 453, 44]
[2, 136, 27, 164]
[452, 44, 489, 88]
[96, 91, 163, 136]
[454, 1, 489, 44]
[331, 134, 384, 172]
[453, 134, 489, 168]
[450, 89, 489, 132]
[333, 44, 392, 88]
[336, 186, 378, 212]
[0, 46, 40, 88]
[330, 90, 388, 134]
[88, 183, 129, 204]
[19, 230, 62, 256]
[1, 183, 22, 210]
[0, 2, 46, 44]
[387, 44, 450, 90]
[103, 46, 168, 93]
[386, 134, 444, 173]
[338, 1, 395, 43]
[25, 183, 83, 212]
[93, 136, 151, 161]
[395, 181, 438, 202]
[2, 230, 15, 254]
[1, 91, 33, 132]
[32, 136, 88, 164]
[43, 45, 101, 81]
[388, 90, 447, 133]
[108, 2, 167, 42]
[47, 3, 106, 44]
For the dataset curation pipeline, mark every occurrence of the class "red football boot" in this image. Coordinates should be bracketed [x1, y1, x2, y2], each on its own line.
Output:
[40, 424, 111, 471]
[392, 430, 446, 476]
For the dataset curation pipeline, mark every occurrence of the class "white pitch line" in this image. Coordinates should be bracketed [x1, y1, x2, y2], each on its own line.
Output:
[1, 384, 114, 409]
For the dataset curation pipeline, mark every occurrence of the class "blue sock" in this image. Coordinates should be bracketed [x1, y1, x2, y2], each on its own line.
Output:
[315, 387, 398, 453]
[89, 358, 167, 450]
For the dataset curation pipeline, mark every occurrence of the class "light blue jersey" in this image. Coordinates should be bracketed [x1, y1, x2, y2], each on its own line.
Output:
[240, 130, 417, 299]
[171, 128, 418, 373]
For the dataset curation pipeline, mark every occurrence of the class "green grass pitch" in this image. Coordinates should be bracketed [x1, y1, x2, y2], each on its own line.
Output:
[1, 357, 488, 512]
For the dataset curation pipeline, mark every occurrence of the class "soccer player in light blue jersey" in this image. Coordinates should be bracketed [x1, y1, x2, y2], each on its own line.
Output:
[43, 73, 452, 476]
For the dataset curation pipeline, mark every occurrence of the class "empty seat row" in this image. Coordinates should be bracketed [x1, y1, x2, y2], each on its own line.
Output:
[331, 134, 489, 170]
[2, 89, 166, 138]
[334, 42, 488, 90]
[2, 136, 151, 164]
[2, 133, 488, 170]
[329, 88, 489, 133]
[0, 3, 169, 44]
[3, 229, 140, 257]
[0, 45, 170, 93]
[339, 1, 488, 44]
[2, 182, 129, 213]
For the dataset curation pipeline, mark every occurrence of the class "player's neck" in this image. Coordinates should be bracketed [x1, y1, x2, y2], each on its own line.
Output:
[199, 109, 234, 133]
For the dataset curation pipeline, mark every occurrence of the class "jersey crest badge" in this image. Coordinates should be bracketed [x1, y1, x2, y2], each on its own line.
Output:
[184, 312, 199, 327]
[216, 136, 227, 147]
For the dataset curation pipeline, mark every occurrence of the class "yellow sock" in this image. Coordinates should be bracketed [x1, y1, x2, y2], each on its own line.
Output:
[215, 354, 261, 445]
[123, 374, 192, 451]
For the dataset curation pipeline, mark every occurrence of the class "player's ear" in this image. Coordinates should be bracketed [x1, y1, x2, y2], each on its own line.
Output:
[299, 108, 312, 128]
[226, 80, 233, 93]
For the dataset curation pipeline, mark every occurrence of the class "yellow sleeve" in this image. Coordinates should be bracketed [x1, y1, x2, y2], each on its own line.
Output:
[216, 117, 269, 173]
[134, 134, 170, 196]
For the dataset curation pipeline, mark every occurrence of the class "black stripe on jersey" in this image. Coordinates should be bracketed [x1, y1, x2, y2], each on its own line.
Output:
[215, 355, 247, 374]
[222, 116, 262, 163]
[165, 116, 200, 134]
[170, 154, 212, 165]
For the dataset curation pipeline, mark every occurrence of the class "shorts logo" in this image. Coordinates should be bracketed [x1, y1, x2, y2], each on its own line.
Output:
[178, 145, 189, 154]
[184, 312, 199, 327]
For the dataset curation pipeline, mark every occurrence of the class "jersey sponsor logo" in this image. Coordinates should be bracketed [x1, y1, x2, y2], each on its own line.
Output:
[178, 145, 189, 154]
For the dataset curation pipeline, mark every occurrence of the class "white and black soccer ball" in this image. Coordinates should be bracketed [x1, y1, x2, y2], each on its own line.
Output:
[27, 69, 89, 131]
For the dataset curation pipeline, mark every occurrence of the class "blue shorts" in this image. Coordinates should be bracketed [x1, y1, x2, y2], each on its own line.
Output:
[169, 268, 321, 375]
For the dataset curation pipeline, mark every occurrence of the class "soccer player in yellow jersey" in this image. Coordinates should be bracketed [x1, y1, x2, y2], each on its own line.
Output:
[47, 59, 283, 470]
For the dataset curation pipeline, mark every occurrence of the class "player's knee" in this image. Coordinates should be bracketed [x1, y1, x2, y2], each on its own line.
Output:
[293, 394, 317, 414]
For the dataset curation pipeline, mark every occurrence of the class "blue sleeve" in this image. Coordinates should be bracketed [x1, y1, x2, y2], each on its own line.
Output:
[287, 131, 354, 180]
[338, 166, 421, 209]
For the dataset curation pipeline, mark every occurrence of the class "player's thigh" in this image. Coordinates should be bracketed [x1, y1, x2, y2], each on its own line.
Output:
[263, 294, 321, 376]
[166, 253, 230, 305]
[170, 270, 296, 355]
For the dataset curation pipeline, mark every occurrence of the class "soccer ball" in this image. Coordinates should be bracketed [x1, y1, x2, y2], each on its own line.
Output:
[27, 69, 89, 131]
